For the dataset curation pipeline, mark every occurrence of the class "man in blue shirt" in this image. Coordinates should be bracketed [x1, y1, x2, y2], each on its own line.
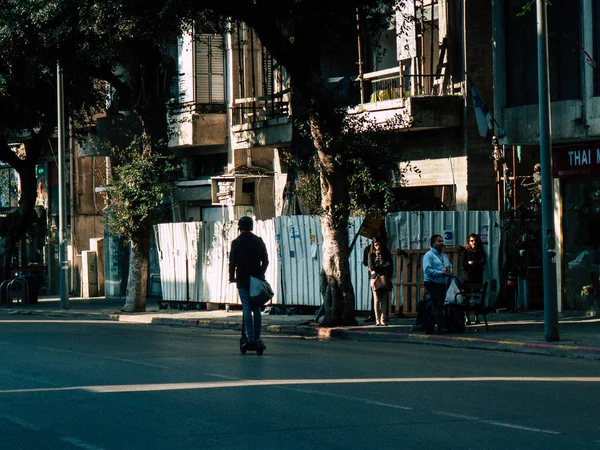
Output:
[422, 234, 452, 307]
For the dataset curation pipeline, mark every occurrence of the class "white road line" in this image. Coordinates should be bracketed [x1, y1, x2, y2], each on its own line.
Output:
[275, 385, 413, 410]
[36, 347, 173, 370]
[0, 413, 41, 431]
[432, 411, 480, 421]
[209, 373, 413, 410]
[209, 373, 562, 435]
[480, 420, 560, 435]
[61, 437, 107, 450]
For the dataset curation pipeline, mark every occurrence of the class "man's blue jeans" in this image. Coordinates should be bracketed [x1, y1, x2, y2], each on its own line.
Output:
[238, 288, 261, 342]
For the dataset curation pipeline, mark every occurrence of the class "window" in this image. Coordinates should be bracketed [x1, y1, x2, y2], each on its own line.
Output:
[195, 34, 225, 109]
[594, 1, 600, 96]
[0, 167, 20, 209]
[505, 0, 581, 106]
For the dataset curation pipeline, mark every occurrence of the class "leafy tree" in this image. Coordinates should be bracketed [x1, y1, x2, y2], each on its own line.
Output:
[103, 133, 178, 310]
[201, 0, 401, 325]
[39, 0, 197, 311]
[1, 0, 198, 309]
[0, 1, 103, 281]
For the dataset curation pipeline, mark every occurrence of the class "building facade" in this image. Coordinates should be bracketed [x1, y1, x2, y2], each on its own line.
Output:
[493, 0, 600, 311]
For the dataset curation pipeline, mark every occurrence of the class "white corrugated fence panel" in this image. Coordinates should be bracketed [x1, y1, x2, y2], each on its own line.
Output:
[155, 223, 176, 301]
[275, 216, 323, 306]
[185, 222, 202, 302]
[348, 217, 373, 312]
[172, 223, 189, 301]
[201, 221, 238, 304]
[252, 219, 279, 304]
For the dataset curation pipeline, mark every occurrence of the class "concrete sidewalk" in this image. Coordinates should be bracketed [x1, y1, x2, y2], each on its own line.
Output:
[2, 296, 600, 361]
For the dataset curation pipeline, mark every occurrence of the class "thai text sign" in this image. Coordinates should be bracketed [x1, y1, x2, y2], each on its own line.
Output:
[553, 143, 600, 178]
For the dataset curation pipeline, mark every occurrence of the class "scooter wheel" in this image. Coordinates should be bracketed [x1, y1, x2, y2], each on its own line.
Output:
[256, 346, 264, 356]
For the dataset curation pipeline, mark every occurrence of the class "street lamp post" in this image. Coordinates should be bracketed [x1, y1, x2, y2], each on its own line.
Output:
[57, 63, 70, 310]
[536, 0, 558, 341]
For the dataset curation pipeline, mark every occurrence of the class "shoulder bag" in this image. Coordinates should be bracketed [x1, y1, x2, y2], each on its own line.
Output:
[249, 276, 274, 306]
[371, 275, 392, 292]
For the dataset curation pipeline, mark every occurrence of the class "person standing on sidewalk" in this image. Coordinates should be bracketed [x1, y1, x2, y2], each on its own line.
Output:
[462, 233, 486, 324]
[423, 234, 452, 332]
[229, 216, 269, 352]
[368, 237, 393, 326]
[462, 233, 486, 284]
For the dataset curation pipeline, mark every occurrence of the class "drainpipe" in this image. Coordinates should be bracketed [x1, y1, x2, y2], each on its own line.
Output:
[225, 20, 234, 169]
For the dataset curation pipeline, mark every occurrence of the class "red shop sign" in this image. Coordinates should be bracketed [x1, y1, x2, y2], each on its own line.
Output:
[552, 143, 600, 178]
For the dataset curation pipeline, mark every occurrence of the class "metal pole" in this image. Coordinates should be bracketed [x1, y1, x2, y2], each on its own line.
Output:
[536, 0, 558, 341]
[57, 63, 70, 309]
[355, 8, 365, 104]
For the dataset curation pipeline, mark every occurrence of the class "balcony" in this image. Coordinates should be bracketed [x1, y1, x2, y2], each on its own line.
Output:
[232, 89, 291, 127]
[231, 89, 292, 150]
[168, 102, 227, 149]
[351, 67, 463, 131]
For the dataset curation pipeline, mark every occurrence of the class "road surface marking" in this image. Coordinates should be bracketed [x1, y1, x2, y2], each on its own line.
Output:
[480, 420, 560, 435]
[36, 347, 172, 370]
[61, 437, 106, 450]
[0, 413, 41, 431]
[2, 376, 600, 395]
[432, 411, 479, 420]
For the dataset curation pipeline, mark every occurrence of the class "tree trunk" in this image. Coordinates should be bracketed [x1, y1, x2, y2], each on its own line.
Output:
[312, 118, 357, 327]
[122, 231, 149, 312]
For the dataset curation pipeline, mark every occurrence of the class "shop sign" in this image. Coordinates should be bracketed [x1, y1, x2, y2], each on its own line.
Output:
[553, 144, 600, 178]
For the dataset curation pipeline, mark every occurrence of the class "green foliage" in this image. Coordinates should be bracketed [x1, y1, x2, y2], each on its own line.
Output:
[104, 133, 179, 240]
[516, 0, 552, 17]
[295, 111, 418, 216]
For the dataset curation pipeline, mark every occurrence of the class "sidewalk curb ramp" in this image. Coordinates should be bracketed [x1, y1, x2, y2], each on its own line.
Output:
[4, 309, 600, 361]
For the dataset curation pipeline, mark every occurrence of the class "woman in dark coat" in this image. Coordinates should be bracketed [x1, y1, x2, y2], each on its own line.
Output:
[462, 233, 486, 284]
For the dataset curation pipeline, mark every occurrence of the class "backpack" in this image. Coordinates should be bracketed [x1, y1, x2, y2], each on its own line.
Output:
[439, 303, 466, 333]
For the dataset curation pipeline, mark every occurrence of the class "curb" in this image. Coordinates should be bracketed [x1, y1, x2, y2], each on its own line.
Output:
[3, 309, 600, 361]
[307, 327, 600, 361]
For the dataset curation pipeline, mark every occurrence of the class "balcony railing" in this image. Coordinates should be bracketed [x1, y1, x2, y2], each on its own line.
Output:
[359, 67, 457, 104]
[232, 89, 290, 126]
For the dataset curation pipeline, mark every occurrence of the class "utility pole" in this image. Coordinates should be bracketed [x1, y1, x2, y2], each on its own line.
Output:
[536, 0, 558, 341]
[57, 63, 70, 310]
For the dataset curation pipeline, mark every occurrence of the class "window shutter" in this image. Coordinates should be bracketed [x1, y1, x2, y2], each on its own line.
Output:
[210, 38, 225, 102]
[195, 35, 225, 105]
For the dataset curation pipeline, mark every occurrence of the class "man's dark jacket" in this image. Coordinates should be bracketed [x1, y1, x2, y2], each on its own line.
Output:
[229, 231, 269, 290]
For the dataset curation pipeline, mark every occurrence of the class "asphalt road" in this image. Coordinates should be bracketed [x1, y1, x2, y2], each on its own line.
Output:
[0, 316, 599, 450]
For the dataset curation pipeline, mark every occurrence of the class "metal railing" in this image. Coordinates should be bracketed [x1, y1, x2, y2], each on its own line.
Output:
[0, 277, 30, 305]
[359, 67, 457, 104]
[232, 89, 290, 126]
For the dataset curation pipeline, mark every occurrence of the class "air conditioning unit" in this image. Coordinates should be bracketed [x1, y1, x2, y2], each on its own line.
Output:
[210, 176, 254, 206]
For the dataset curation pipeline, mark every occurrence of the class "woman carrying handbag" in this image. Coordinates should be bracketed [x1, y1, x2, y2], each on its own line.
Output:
[368, 236, 393, 326]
